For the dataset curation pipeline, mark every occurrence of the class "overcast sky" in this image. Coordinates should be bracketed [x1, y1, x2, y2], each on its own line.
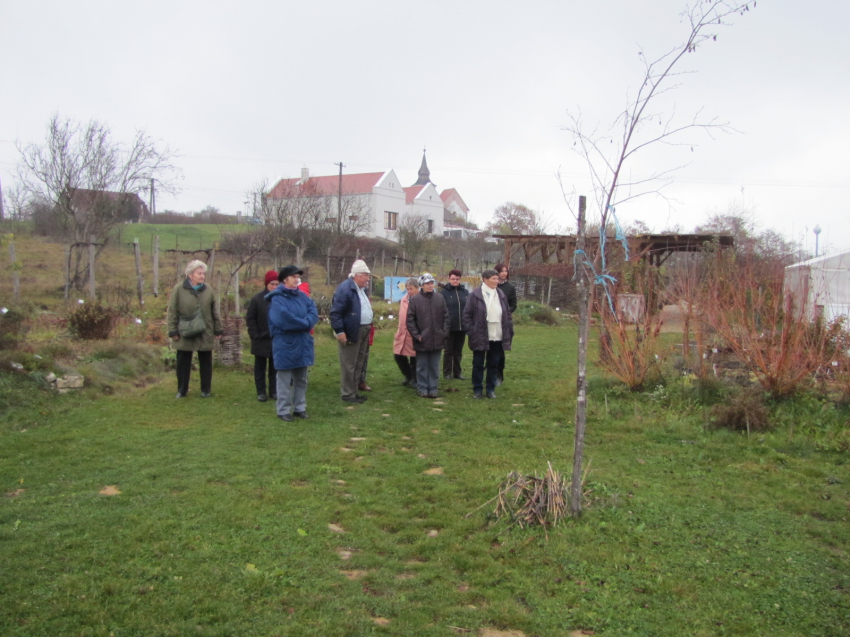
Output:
[2, 0, 848, 255]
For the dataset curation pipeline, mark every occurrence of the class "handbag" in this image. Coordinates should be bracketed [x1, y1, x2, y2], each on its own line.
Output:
[178, 308, 207, 338]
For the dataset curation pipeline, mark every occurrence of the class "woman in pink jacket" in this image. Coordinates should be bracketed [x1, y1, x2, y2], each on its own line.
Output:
[392, 277, 420, 386]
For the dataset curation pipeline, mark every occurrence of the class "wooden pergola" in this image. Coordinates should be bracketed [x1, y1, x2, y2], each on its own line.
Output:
[492, 233, 734, 272]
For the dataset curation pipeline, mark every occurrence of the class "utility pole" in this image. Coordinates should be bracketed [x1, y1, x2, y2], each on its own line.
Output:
[334, 161, 345, 234]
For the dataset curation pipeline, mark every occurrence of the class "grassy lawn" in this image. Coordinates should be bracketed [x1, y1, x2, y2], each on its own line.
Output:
[111, 224, 248, 256]
[1, 325, 849, 636]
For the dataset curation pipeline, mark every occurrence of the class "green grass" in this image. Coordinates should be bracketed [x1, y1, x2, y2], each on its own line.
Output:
[110, 223, 249, 256]
[1, 325, 849, 636]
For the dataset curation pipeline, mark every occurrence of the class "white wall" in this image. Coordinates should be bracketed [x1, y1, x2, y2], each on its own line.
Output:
[371, 170, 406, 240]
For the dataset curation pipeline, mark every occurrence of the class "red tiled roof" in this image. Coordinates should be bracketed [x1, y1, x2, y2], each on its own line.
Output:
[440, 188, 469, 212]
[267, 172, 384, 198]
[403, 186, 424, 204]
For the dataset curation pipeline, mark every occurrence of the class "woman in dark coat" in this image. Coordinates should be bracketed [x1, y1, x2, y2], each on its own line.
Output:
[494, 263, 517, 386]
[463, 269, 513, 399]
[406, 272, 449, 398]
[246, 270, 279, 402]
[267, 265, 319, 422]
[440, 269, 469, 380]
[166, 259, 223, 398]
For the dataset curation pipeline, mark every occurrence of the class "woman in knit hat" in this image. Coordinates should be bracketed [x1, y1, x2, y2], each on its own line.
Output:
[246, 270, 279, 402]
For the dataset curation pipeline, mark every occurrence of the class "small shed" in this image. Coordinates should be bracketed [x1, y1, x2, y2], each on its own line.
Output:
[784, 250, 850, 321]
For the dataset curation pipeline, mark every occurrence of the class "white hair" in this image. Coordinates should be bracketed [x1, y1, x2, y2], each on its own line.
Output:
[185, 260, 207, 277]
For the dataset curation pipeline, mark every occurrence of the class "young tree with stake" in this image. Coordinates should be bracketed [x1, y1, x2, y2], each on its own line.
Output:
[563, 0, 755, 516]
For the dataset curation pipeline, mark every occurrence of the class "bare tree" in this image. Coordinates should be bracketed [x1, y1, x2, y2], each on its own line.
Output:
[1, 183, 33, 222]
[397, 212, 433, 273]
[314, 191, 374, 282]
[563, 1, 754, 516]
[218, 225, 273, 311]
[263, 178, 330, 265]
[487, 201, 556, 235]
[16, 114, 181, 289]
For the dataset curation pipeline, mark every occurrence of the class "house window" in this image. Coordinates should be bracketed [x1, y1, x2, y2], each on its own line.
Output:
[384, 211, 398, 230]
[427, 219, 434, 234]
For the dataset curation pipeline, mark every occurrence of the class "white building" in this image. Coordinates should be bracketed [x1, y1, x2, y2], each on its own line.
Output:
[784, 249, 850, 321]
[264, 153, 464, 242]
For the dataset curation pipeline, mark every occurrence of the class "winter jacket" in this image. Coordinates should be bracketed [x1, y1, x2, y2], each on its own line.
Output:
[498, 280, 518, 314]
[166, 278, 223, 352]
[406, 290, 449, 352]
[393, 294, 416, 357]
[246, 288, 273, 358]
[330, 278, 370, 343]
[267, 285, 319, 370]
[440, 282, 469, 331]
[463, 286, 514, 352]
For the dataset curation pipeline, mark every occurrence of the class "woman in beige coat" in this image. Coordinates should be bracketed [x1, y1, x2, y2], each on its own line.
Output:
[392, 278, 419, 386]
[166, 260, 223, 398]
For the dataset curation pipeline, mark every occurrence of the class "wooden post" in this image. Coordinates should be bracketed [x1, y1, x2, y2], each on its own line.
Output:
[9, 241, 20, 302]
[64, 246, 71, 302]
[233, 269, 240, 315]
[216, 270, 222, 316]
[547, 277, 553, 306]
[88, 235, 96, 300]
[152, 235, 160, 297]
[133, 238, 145, 306]
[570, 195, 589, 517]
[208, 248, 216, 276]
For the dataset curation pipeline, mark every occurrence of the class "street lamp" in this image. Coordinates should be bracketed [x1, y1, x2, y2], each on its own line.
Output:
[813, 225, 821, 257]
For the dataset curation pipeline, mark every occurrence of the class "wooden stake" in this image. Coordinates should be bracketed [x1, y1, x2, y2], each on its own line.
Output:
[152, 235, 160, 297]
[64, 246, 70, 302]
[9, 241, 20, 302]
[570, 195, 588, 517]
[88, 235, 96, 300]
[133, 238, 145, 306]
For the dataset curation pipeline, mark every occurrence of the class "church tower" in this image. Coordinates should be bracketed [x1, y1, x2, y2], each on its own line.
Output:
[412, 148, 434, 187]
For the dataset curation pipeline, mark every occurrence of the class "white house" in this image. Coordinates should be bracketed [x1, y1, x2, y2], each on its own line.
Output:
[784, 249, 850, 321]
[264, 152, 465, 242]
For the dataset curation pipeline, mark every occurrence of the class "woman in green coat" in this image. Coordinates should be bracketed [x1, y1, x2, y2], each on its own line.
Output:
[166, 260, 223, 398]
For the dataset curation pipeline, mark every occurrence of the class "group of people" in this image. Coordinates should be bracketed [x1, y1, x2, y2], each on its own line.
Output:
[165, 258, 518, 420]
[393, 265, 516, 399]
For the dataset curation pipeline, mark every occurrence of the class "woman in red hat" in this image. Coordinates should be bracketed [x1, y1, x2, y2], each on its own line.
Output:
[246, 270, 279, 402]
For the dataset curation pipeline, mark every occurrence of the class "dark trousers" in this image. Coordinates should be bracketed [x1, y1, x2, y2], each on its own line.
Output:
[254, 355, 276, 397]
[497, 349, 507, 380]
[359, 346, 371, 384]
[394, 354, 416, 382]
[338, 325, 371, 400]
[415, 350, 442, 394]
[442, 330, 466, 377]
[176, 350, 213, 395]
[472, 341, 504, 392]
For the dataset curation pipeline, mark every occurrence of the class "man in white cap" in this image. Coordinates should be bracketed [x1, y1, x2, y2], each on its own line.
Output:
[330, 259, 373, 403]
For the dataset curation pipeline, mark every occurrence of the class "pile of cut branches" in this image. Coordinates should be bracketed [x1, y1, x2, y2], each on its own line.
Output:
[494, 462, 570, 528]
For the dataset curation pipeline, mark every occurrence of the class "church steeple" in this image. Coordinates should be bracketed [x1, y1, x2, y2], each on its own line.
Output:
[412, 147, 434, 187]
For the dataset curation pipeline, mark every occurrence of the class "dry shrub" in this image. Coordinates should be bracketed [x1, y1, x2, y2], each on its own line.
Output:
[710, 389, 771, 433]
[597, 268, 663, 391]
[68, 302, 118, 340]
[145, 321, 168, 345]
[700, 250, 832, 398]
[0, 307, 28, 350]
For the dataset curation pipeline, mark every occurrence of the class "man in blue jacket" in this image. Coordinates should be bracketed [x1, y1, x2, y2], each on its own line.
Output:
[267, 265, 319, 421]
[330, 259, 373, 404]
